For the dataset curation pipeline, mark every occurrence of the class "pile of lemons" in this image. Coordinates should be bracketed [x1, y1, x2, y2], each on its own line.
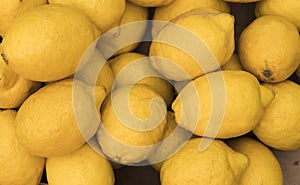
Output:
[0, 0, 299, 184]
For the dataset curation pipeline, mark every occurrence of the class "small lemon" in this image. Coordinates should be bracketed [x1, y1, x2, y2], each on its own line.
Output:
[0, 0, 47, 36]
[227, 137, 284, 185]
[148, 111, 192, 171]
[48, 0, 126, 33]
[2, 4, 99, 82]
[108, 52, 174, 106]
[150, 9, 235, 81]
[255, 0, 300, 30]
[0, 110, 45, 185]
[160, 138, 249, 185]
[46, 142, 114, 185]
[97, 84, 167, 164]
[221, 53, 243, 71]
[15, 78, 106, 157]
[172, 70, 271, 138]
[0, 44, 41, 108]
[239, 15, 300, 83]
[128, 0, 174, 7]
[253, 80, 300, 151]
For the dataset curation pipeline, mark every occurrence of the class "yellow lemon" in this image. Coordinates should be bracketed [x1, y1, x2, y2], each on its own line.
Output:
[0, 44, 41, 108]
[46, 142, 114, 185]
[225, 0, 260, 2]
[0, 0, 47, 36]
[221, 53, 243, 71]
[2, 4, 99, 82]
[0, 110, 45, 185]
[108, 52, 174, 106]
[128, 0, 174, 7]
[113, 1, 148, 56]
[149, 111, 192, 171]
[239, 15, 300, 83]
[48, 0, 126, 33]
[172, 70, 272, 138]
[150, 9, 234, 81]
[253, 80, 300, 151]
[153, 0, 230, 22]
[227, 137, 284, 185]
[160, 138, 249, 185]
[97, 84, 167, 164]
[255, 0, 300, 30]
[15, 78, 106, 157]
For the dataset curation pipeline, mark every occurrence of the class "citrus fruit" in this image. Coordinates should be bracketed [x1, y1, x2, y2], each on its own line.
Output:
[0, 110, 45, 185]
[227, 137, 284, 185]
[239, 15, 300, 83]
[2, 4, 99, 82]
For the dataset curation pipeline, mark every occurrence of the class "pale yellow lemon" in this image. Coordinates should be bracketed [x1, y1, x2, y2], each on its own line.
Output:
[97, 84, 167, 164]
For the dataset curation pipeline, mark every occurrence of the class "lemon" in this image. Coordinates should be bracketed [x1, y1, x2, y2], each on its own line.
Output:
[172, 70, 271, 138]
[160, 138, 249, 185]
[224, 0, 260, 2]
[15, 78, 106, 157]
[46, 142, 114, 185]
[97, 84, 167, 164]
[48, 0, 126, 33]
[227, 137, 284, 185]
[113, 1, 148, 56]
[253, 80, 300, 151]
[150, 9, 234, 81]
[0, 0, 47, 36]
[0, 110, 45, 185]
[221, 53, 243, 71]
[255, 0, 300, 30]
[0, 44, 41, 108]
[153, 0, 230, 22]
[128, 0, 174, 7]
[2, 4, 99, 82]
[239, 15, 300, 83]
[108, 52, 174, 106]
[148, 111, 192, 171]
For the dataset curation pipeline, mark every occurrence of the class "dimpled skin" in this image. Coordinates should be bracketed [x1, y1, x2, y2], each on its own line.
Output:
[160, 138, 249, 185]
[2, 4, 99, 82]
